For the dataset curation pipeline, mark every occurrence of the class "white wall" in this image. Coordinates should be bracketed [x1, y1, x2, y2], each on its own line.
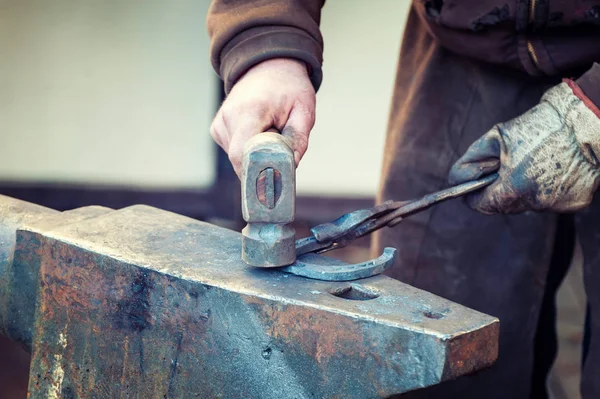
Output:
[298, 0, 410, 196]
[0, 0, 410, 197]
[0, 0, 216, 189]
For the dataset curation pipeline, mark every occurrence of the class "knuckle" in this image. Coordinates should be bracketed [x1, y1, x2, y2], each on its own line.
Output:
[219, 102, 236, 121]
[228, 99, 273, 127]
[228, 94, 269, 113]
[248, 102, 271, 121]
[209, 121, 220, 140]
[227, 144, 242, 164]
[209, 113, 227, 147]
[228, 150, 242, 173]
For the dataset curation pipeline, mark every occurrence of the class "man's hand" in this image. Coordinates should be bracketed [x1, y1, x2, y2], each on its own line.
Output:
[449, 82, 600, 214]
[210, 58, 316, 178]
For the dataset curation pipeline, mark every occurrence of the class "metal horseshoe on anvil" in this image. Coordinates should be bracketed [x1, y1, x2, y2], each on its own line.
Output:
[241, 131, 497, 281]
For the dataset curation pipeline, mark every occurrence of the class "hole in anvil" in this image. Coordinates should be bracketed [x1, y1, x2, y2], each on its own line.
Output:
[329, 285, 379, 301]
[262, 347, 272, 360]
[423, 311, 446, 319]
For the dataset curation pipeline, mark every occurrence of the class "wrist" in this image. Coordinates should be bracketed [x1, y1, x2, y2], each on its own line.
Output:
[246, 58, 310, 77]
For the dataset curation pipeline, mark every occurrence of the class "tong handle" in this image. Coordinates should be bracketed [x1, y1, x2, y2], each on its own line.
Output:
[386, 173, 498, 226]
[297, 173, 498, 256]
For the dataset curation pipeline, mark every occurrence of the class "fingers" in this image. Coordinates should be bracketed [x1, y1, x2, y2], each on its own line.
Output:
[282, 100, 315, 165]
[213, 97, 315, 178]
[210, 104, 270, 179]
[449, 126, 520, 215]
[448, 128, 502, 185]
[213, 99, 314, 178]
[226, 105, 272, 178]
[465, 177, 522, 214]
[207, 58, 316, 179]
[210, 110, 229, 151]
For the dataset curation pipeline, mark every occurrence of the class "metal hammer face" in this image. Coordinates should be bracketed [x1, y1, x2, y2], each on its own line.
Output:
[241, 132, 296, 267]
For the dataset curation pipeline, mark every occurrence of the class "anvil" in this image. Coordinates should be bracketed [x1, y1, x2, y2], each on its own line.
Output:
[0, 195, 498, 398]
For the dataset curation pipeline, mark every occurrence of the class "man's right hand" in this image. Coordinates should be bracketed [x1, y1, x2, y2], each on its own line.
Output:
[210, 58, 316, 178]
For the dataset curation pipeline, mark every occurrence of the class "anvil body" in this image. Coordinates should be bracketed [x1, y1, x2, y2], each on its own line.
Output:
[0, 195, 498, 398]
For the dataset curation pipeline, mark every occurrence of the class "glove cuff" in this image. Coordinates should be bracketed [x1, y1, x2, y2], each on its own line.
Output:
[542, 82, 600, 167]
[563, 79, 600, 120]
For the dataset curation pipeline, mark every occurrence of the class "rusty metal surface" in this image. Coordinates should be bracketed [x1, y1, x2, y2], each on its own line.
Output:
[0, 195, 499, 398]
[0, 196, 54, 348]
[0, 196, 111, 351]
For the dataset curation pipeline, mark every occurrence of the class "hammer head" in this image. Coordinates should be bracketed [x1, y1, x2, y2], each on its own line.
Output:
[241, 133, 296, 267]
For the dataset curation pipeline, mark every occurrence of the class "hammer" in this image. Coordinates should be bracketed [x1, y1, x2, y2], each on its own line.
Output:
[241, 132, 296, 267]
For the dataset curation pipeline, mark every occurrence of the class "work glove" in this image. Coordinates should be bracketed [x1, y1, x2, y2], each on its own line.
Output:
[448, 81, 600, 214]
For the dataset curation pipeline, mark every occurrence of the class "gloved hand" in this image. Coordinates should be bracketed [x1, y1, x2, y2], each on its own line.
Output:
[449, 81, 600, 214]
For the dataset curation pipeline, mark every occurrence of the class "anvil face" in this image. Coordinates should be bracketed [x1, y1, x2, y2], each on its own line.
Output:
[0, 195, 498, 398]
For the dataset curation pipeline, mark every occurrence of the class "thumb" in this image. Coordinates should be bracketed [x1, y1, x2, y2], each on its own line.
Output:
[281, 102, 315, 166]
[448, 127, 502, 185]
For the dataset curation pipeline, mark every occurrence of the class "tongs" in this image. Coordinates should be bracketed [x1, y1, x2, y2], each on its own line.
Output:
[280, 174, 497, 281]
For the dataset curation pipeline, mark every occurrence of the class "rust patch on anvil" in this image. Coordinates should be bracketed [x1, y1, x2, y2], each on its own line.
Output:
[244, 296, 365, 366]
[0, 202, 111, 351]
[38, 243, 108, 323]
[442, 320, 500, 380]
[31, 243, 160, 397]
[30, 239, 243, 398]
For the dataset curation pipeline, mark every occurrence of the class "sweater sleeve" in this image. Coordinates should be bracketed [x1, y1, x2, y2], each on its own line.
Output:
[207, 0, 325, 94]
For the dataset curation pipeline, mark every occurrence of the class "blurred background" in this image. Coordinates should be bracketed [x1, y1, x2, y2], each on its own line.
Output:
[0, 0, 585, 398]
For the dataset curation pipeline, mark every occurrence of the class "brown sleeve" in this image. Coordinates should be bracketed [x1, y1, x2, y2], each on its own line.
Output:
[207, 0, 325, 94]
[575, 63, 600, 111]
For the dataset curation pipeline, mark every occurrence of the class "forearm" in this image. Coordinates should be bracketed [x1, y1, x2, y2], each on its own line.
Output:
[207, 0, 325, 93]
